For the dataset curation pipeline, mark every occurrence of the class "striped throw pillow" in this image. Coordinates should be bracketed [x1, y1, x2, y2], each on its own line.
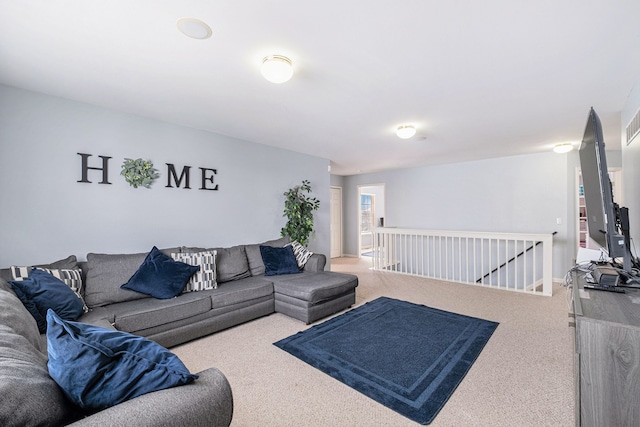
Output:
[286, 241, 314, 268]
[171, 251, 217, 292]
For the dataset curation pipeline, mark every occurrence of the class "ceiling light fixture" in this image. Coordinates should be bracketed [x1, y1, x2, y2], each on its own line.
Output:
[176, 18, 212, 40]
[396, 125, 416, 139]
[553, 143, 573, 154]
[261, 55, 293, 84]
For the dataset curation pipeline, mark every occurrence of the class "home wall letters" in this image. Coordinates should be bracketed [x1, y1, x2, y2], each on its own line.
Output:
[78, 153, 218, 191]
[77, 153, 112, 184]
[165, 164, 218, 191]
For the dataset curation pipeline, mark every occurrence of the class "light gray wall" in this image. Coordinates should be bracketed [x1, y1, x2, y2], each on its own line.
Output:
[622, 78, 640, 251]
[330, 174, 344, 188]
[0, 85, 330, 265]
[343, 152, 573, 278]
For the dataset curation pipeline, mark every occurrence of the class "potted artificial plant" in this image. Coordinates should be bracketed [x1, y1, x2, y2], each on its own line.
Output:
[281, 180, 320, 247]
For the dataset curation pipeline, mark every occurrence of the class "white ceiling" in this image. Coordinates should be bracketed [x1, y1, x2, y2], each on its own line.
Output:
[2, 1, 640, 175]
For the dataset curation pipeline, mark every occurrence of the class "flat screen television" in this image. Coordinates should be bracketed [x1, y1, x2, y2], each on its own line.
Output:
[579, 107, 636, 280]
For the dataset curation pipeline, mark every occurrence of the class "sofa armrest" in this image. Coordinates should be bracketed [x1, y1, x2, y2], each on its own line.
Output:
[67, 368, 233, 427]
[303, 253, 326, 272]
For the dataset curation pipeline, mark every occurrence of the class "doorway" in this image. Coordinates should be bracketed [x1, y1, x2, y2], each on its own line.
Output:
[358, 184, 386, 257]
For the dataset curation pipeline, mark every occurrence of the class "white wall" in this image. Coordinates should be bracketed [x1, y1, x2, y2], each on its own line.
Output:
[0, 85, 330, 265]
[343, 152, 573, 278]
[622, 79, 640, 250]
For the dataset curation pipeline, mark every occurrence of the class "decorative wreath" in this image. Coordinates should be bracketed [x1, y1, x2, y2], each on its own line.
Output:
[120, 158, 160, 189]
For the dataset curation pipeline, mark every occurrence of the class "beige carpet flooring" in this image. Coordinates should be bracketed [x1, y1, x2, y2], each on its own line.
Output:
[173, 257, 575, 426]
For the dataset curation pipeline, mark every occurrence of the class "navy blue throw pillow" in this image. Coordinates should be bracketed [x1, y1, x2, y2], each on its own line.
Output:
[46, 309, 198, 410]
[260, 245, 301, 276]
[9, 269, 85, 333]
[121, 246, 199, 299]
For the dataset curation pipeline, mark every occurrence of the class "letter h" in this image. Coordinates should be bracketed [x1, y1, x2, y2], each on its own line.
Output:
[77, 153, 112, 184]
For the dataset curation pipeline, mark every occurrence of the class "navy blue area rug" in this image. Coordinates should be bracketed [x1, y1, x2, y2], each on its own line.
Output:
[274, 296, 499, 424]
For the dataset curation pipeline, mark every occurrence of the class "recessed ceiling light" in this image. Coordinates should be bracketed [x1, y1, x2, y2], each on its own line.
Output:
[553, 143, 573, 154]
[261, 55, 294, 84]
[396, 125, 416, 139]
[177, 18, 212, 40]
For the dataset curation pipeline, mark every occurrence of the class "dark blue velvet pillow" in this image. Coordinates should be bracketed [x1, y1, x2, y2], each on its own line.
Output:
[260, 245, 301, 276]
[121, 246, 199, 299]
[9, 269, 85, 333]
[46, 309, 198, 410]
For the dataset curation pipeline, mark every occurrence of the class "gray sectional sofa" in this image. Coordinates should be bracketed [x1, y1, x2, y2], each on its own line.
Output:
[0, 236, 358, 426]
[75, 236, 358, 348]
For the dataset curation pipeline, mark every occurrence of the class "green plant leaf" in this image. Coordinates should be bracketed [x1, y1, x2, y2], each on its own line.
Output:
[281, 180, 320, 246]
[120, 158, 159, 189]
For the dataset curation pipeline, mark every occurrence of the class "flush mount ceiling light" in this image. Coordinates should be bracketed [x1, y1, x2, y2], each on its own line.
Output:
[553, 143, 574, 154]
[396, 125, 416, 139]
[177, 18, 212, 40]
[261, 55, 293, 84]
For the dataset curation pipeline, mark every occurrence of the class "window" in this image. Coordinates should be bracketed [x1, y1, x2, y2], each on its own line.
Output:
[360, 194, 374, 233]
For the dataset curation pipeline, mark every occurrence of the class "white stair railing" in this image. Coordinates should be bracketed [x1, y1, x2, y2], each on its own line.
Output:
[372, 228, 554, 296]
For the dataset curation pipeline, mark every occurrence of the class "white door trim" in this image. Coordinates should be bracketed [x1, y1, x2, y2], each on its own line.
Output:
[357, 183, 386, 257]
[330, 186, 343, 258]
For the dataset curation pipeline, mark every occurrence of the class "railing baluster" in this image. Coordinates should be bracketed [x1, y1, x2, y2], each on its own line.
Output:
[420, 235, 424, 276]
[458, 237, 461, 282]
[533, 238, 537, 291]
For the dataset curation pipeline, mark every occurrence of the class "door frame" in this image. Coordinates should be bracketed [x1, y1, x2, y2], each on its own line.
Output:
[357, 183, 386, 257]
[330, 186, 343, 258]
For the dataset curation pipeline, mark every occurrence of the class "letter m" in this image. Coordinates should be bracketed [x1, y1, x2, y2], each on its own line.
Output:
[165, 164, 191, 189]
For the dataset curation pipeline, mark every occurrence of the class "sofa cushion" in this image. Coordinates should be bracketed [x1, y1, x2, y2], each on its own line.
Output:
[76, 305, 117, 330]
[171, 250, 217, 291]
[108, 292, 212, 333]
[9, 269, 86, 333]
[37, 254, 78, 270]
[121, 247, 199, 299]
[0, 283, 75, 426]
[246, 236, 290, 276]
[260, 245, 300, 276]
[46, 309, 198, 410]
[209, 276, 274, 310]
[271, 271, 359, 304]
[212, 245, 251, 283]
